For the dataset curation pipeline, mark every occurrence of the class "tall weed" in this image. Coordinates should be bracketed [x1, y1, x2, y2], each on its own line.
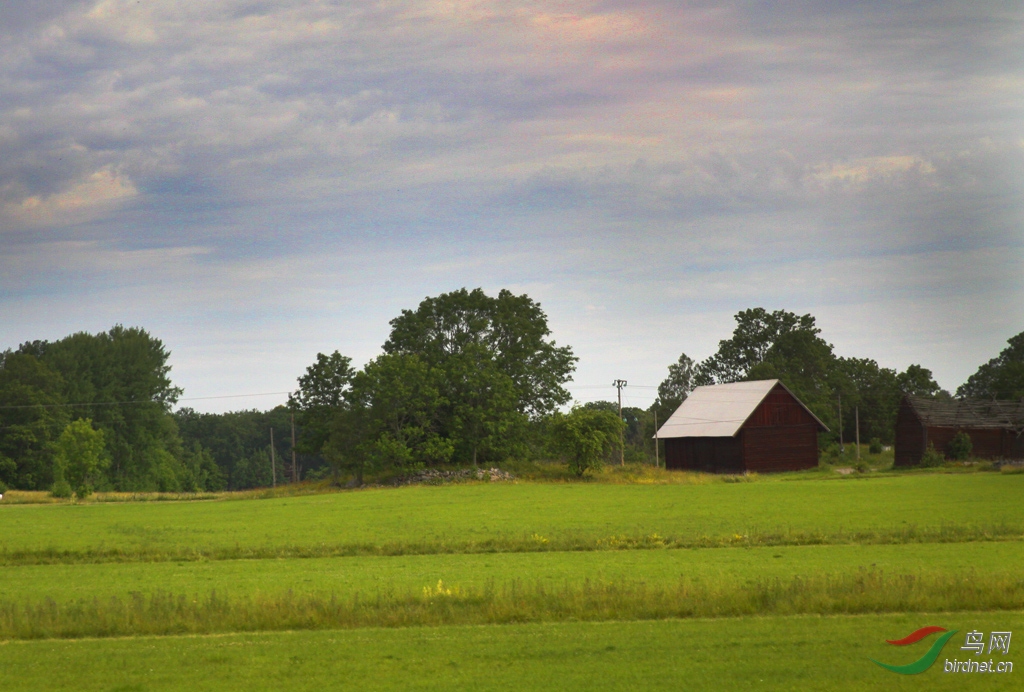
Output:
[2, 570, 1021, 640]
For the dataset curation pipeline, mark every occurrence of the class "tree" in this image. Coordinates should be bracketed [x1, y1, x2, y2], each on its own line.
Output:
[957, 331, 1024, 400]
[654, 352, 696, 422]
[26, 326, 185, 491]
[337, 354, 453, 484]
[897, 364, 947, 398]
[175, 406, 311, 490]
[383, 288, 577, 419]
[549, 407, 624, 477]
[698, 308, 820, 384]
[748, 329, 837, 418]
[52, 418, 108, 496]
[288, 351, 355, 456]
[447, 345, 522, 466]
[0, 352, 69, 489]
[831, 357, 902, 445]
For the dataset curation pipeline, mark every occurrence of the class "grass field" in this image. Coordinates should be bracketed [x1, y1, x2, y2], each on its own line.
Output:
[1, 542, 1022, 603]
[2, 613, 1020, 691]
[0, 469, 1021, 689]
[1, 473, 1019, 560]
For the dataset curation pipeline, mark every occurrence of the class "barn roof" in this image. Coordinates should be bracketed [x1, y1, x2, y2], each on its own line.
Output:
[655, 379, 827, 439]
[905, 395, 1024, 432]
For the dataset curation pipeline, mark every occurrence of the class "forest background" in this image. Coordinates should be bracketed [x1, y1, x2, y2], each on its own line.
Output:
[1, 288, 1021, 493]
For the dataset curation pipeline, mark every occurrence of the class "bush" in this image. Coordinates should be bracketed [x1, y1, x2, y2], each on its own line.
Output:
[0, 480, 8, 494]
[947, 431, 973, 461]
[549, 407, 624, 477]
[75, 485, 93, 500]
[868, 438, 882, 455]
[920, 444, 946, 468]
[51, 479, 73, 499]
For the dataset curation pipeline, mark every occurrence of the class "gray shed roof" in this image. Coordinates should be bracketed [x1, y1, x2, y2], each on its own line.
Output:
[906, 396, 1024, 432]
[656, 379, 826, 439]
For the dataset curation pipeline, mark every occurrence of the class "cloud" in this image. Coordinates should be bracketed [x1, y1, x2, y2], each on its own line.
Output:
[0, 0, 1021, 409]
[3, 166, 137, 226]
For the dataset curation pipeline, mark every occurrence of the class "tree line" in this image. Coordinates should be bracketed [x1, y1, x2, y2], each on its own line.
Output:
[1, 293, 1021, 493]
[649, 309, 1023, 451]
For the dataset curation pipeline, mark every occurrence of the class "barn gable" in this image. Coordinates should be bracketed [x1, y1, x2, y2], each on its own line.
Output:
[656, 379, 827, 439]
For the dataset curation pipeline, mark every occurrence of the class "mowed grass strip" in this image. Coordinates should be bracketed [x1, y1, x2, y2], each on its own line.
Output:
[2, 570, 1022, 640]
[2, 542, 1022, 604]
[3, 522, 1022, 566]
[2, 612, 1020, 692]
[1, 474, 1020, 564]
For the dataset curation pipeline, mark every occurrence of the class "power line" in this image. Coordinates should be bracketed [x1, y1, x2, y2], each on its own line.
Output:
[0, 390, 293, 411]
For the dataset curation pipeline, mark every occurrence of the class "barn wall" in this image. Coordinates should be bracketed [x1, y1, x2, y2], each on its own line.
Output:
[927, 427, 1021, 461]
[664, 437, 743, 473]
[738, 384, 820, 472]
[740, 425, 819, 472]
[894, 399, 925, 467]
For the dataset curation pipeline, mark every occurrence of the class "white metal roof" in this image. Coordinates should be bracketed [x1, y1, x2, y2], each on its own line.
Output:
[655, 379, 782, 439]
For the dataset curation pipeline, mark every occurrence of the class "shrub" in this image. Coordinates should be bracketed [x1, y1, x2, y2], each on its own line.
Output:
[868, 438, 882, 455]
[51, 479, 73, 499]
[0, 480, 8, 494]
[75, 485, 93, 500]
[549, 407, 624, 477]
[920, 444, 946, 468]
[947, 431, 973, 461]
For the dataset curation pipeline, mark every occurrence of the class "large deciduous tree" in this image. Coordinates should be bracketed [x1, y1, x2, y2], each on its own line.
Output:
[897, 364, 947, 398]
[0, 352, 69, 489]
[288, 351, 355, 457]
[335, 354, 453, 484]
[698, 308, 820, 385]
[382, 288, 577, 420]
[19, 326, 185, 491]
[655, 352, 697, 421]
[957, 331, 1024, 400]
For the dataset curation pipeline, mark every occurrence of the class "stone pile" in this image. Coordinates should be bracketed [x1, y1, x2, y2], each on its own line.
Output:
[390, 467, 515, 486]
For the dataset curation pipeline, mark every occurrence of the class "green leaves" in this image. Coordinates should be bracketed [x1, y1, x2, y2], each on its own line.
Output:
[383, 288, 576, 420]
[288, 351, 354, 456]
[957, 331, 1024, 400]
[52, 418, 108, 494]
[549, 407, 624, 477]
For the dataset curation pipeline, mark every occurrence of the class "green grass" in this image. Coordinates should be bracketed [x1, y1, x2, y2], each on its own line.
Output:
[1, 542, 1022, 604]
[1, 472, 1021, 689]
[1, 474, 1020, 563]
[1, 613, 1019, 691]
[4, 570, 1024, 639]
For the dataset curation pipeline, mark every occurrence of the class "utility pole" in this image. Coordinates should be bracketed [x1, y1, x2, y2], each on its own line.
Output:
[855, 406, 860, 461]
[270, 427, 276, 488]
[291, 413, 297, 484]
[654, 409, 659, 468]
[838, 393, 844, 454]
[613, 379, 627, 466]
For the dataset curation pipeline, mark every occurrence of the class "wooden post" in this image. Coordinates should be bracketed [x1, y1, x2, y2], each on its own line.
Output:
[291, 414, 297, 484]
[614, 380, 627, 466]
[654, 409, 659, 468]
[838, 394, 844, 454]
[855, 406, 860, 461]
[270, 428, 276, 488]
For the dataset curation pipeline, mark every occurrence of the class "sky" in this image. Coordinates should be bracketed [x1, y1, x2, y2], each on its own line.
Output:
[1, 0, 1022, 413]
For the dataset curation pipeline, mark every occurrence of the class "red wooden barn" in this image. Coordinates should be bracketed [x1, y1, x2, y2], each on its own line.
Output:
[656, 379, 828, 473]
[894, 395, 1024, 466]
